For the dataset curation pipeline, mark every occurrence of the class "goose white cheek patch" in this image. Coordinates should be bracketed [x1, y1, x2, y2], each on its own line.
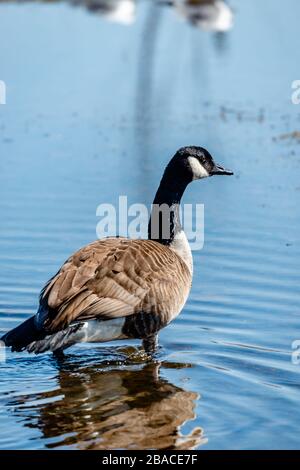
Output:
[188, 156, 209, 179]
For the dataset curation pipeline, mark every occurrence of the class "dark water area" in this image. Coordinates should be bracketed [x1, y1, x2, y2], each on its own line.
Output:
[0, 0, 300, 450]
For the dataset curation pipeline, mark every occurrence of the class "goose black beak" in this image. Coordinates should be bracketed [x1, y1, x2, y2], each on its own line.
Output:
[211, 164, 234, 176]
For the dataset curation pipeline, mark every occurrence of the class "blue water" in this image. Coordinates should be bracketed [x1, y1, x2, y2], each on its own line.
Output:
[0, 0, 300, 450]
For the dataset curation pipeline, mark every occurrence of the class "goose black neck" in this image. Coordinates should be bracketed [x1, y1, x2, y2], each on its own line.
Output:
[148, 172, 189, 246]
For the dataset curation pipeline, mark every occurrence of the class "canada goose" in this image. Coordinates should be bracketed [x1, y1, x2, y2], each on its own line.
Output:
[1, 146, 233, 355]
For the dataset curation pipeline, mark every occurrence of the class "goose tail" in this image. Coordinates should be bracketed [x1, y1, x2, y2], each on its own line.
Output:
[26, 323, 85, 354]
[0, 316, 44, 352]
[1, 318, 86, 354]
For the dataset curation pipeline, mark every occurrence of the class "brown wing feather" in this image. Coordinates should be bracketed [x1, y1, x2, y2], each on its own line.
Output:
[40, 237, 191, 332]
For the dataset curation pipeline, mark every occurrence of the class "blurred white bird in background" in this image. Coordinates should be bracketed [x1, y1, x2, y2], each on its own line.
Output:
[77, 0, 136, 24]
[160, 0, 234, 32]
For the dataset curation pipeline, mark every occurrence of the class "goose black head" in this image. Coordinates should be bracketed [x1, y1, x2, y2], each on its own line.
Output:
[166, 146, 234, 182]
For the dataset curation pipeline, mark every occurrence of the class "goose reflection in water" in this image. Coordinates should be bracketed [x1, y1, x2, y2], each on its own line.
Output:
[10, 353, 205, 449]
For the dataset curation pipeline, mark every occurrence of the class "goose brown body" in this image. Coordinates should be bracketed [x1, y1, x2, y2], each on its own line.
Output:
[39, 237, 192, 335]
